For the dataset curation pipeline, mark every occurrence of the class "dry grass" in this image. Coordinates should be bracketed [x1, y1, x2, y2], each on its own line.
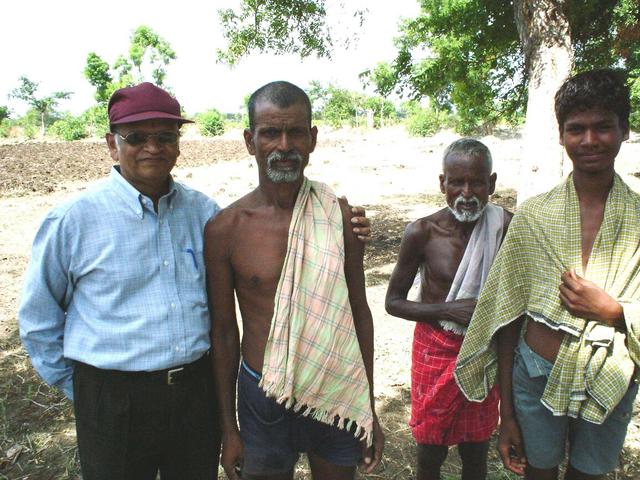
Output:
[1, 133, 639, 479]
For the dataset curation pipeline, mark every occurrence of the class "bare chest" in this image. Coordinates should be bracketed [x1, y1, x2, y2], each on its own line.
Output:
[421, 233, 468, 301]
[580, 203, 605, 270]
[230, 211, 292, 293]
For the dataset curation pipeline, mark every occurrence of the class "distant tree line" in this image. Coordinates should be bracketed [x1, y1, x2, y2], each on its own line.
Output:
[1, 24, 448, 142]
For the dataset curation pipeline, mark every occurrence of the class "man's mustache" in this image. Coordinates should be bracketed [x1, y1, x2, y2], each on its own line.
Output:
[454, 196, 480, 208]
[267, 151, 302, 166]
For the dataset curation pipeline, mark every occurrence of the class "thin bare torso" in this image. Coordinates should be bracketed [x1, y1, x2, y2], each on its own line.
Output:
[524, 193, 606, 362]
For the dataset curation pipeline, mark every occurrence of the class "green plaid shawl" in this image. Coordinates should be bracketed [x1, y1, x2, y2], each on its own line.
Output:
[260, 177, 373, 444]
[455, 173, 640, 423]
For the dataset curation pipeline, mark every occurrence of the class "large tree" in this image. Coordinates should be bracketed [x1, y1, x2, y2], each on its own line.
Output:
[216, 0, 365, 65]
[217, 0, 639, 200]
[9, 76, 71, 136]
[360, 62, 397, 127]
[85, 25, 176, 104]
[393, 0, 638, 199]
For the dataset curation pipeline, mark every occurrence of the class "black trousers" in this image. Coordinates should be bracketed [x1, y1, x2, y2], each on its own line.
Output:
[73, 355, 221, 480]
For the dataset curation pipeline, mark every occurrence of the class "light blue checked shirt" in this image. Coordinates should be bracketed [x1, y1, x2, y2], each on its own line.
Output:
[19, 167, 220, 400]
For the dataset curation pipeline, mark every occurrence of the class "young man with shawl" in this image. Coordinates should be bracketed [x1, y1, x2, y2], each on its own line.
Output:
[385, 139, 512, 480]
[455, 69, 639, 480]
[204, 81, 384, 480]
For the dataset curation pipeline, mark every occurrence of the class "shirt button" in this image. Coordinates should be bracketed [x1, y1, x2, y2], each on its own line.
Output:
[163, 260, 169, 266]
[159, 219, 164, 225]
[175, 346, 180, 351]
[171, 303, 176, 309]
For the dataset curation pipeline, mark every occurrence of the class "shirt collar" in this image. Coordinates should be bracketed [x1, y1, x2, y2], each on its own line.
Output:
[109, 166, 178, 218]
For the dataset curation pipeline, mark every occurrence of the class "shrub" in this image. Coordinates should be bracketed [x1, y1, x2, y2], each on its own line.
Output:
[405, 105, 442, 137]
[197, 109, 225, 136]
[49, 115, 88, 141]
[82, 104, 110, 138]
[23, 123, 38, 140]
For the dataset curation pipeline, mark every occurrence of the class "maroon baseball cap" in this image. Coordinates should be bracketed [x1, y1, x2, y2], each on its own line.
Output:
[108, 82, 193, 125]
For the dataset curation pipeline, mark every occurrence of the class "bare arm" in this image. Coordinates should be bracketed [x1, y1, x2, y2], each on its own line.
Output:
[204, 214, 242, 480]
[496, 316, 526, 476]
[339, 198, 384, 473]
[385, 221, 476, 326]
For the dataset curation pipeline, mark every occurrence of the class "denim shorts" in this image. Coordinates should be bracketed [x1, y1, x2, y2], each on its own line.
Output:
[512, 337, 638, 475]
[237, 361, 361, 476]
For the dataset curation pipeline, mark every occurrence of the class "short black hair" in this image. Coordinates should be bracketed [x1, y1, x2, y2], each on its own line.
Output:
[555, 69, 630, 130]
[442, 138, 492, 173]
[247, 81, 312, 131]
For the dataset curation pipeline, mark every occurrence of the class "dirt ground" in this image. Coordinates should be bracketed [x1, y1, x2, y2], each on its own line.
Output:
[1, 126, 639, 479]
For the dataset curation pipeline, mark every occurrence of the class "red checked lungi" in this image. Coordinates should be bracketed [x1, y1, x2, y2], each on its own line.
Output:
[410, 321, 499, 445]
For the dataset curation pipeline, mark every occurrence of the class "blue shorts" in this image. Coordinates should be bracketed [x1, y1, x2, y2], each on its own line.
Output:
[512, 337, 638, 475]
[237, 361, 361, 476]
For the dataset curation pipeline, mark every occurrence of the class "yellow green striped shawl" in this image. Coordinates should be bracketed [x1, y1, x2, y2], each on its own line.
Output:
[455, 173, 640, 423]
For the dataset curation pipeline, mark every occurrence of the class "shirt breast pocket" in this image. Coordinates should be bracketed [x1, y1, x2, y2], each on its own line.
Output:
[178, 248, 207, 305]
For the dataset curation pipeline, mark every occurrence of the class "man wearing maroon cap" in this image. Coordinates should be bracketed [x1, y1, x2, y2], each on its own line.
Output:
[19, 82, 222, 479]
[18, 82, 370, 479]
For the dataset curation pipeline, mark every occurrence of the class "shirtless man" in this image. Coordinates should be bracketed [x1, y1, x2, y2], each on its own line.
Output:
[455, 69, 640, 480]
[385, 138, 511, 480]
[205, 81, 384, 480]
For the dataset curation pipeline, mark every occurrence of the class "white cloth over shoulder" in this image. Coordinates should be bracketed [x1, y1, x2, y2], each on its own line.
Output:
[411, 203, 505, 334]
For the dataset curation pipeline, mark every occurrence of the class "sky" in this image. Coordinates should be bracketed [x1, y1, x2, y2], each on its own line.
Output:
[3, 0, 421, 117]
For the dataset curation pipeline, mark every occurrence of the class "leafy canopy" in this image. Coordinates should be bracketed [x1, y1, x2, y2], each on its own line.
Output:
[9, 76, 71, 115]
[84, 25, 176, 104]
[9, 76, 72, 134]
[0, 106, 9, 124]
[217, 0, 365, 65]
[216, 0, 640, 131]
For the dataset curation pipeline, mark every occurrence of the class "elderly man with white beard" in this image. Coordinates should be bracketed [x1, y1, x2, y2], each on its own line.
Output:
[385, 138, 513, 480]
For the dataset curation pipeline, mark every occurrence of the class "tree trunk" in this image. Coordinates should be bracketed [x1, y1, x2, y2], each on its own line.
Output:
[40, 111, 46, 137]
[513, 0, 573, 203]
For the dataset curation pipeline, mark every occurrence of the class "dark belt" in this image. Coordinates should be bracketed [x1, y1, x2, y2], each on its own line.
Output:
[74, 352, 210, 386]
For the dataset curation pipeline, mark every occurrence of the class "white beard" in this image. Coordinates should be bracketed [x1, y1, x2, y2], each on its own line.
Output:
[266, 151, 302, 183]
[448, 195, 486, 222]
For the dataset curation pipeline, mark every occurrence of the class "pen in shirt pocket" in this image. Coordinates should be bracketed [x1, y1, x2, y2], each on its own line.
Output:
[183, 248, 198, 270]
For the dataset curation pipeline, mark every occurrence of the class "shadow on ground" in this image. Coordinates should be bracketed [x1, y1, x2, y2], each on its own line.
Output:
[1, 190, 638, 479]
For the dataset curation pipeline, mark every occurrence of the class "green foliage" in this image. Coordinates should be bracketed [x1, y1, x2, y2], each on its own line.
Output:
[362, 96, 397, 127]
[9, 76, 72, 135]
[216, 0, 364, 65]
[84, 53, 113, 103]
[82, 104, 110, 137]
[621, 12, 640, 130]
[129, 26, 177, 86]
[630, 76, 640, 130]
[224, 1, 638, 133]
[322, 86, 361, 127]
[84, 25, 176, 109]
[308, 81, 400, 128]
[392, 0, 637, 133]
[22, 123, 38, 140]
[360, 62, 396, 99]
[404, 102, 445, 137]
[49, 115, 88, 141]
[197, 109, 226, 136]
[0, 105, 9, 124]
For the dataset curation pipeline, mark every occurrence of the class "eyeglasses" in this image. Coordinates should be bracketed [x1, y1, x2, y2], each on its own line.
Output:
[116, 131, 180, 146]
